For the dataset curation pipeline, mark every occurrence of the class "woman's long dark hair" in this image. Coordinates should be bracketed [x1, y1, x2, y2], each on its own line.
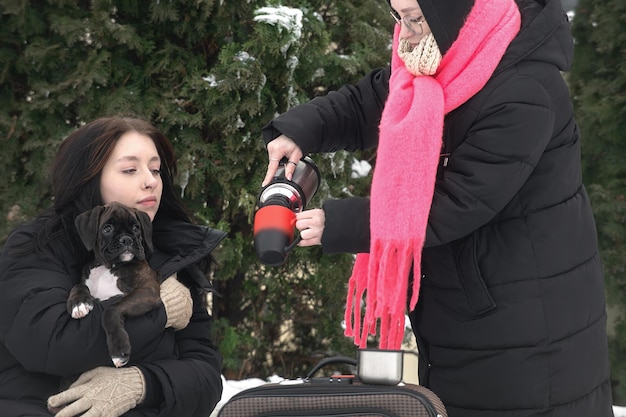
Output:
[30, 117, 191, 266]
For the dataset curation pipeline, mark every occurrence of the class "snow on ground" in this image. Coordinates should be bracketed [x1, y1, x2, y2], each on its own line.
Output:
[210, 375, 283, 417]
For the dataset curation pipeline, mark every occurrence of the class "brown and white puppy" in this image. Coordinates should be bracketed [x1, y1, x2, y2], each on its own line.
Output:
[69, 202, 161, 368]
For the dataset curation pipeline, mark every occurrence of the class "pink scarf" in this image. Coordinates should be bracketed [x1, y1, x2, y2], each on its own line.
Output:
[344, 0, 521, 349]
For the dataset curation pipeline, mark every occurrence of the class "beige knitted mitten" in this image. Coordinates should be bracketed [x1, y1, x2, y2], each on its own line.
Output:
[47, 366, 145, 417]
[160, 274, 193, 330]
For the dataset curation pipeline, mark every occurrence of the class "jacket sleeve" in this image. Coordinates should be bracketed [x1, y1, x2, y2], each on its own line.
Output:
[262, 67, 390, 154]
[425, 75, 556, 247]
[321, 197, 370, 254]
[0, 227, 170, 378]
[138, 290, 222, 417]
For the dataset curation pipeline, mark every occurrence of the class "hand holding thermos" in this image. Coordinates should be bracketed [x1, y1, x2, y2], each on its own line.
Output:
[254, 155, 320, 266]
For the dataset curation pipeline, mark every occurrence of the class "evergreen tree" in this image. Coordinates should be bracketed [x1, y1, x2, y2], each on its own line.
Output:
[569, 0, 626, 404]
[0, 0, 392, 378]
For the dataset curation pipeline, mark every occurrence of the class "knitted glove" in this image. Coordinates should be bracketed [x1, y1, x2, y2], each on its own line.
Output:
[47, 366, 145, 417]
[160, 274, 193, 330]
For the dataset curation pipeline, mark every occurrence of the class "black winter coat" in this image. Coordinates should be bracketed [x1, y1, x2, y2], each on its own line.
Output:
[0, 217, 226, 417]
[262, 1, 613, 416]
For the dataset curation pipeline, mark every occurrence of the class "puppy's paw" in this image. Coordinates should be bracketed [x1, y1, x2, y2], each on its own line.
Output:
[67, 284, 95, 319]
[106, 326, 131, 368]
[70, 300, 94, 319]
[111, 354, 130, 368]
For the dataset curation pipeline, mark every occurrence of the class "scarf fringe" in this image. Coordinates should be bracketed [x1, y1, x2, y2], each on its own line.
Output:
[344, 239, 423, 349]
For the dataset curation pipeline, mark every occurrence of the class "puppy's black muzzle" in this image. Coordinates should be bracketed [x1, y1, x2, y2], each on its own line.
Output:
[104, 233, 146, 264]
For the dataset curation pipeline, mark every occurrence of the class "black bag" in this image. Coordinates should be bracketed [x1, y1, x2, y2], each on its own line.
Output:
[216, 356, 447, 417]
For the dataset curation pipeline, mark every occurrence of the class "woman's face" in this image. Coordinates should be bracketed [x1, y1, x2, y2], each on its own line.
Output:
[100, 131, 163, 221]
[389, 0, 432, 45]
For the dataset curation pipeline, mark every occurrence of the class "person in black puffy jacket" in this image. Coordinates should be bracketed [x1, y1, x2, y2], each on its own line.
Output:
[261, 0, 614, 416]
[0, 117, 226, 417]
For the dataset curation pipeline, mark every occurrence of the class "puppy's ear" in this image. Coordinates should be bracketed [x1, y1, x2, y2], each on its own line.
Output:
[135, 210, 154, 255]
[74, 206, 105, 251]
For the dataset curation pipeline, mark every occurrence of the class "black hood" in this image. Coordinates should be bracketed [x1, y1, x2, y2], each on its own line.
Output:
[497, 0, 574, 74]
[418, 0, 475, 55]
[149, 219, 227, 292]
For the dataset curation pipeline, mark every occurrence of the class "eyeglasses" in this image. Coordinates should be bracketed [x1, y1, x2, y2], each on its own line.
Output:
[389, 10, 425, 36]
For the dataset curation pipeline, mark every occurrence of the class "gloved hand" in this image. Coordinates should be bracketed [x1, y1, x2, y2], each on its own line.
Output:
[47, 366, 145, 417]
[160, 274, 193, 330]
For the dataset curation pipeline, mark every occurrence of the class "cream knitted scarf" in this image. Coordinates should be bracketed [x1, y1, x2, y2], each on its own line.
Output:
[398, 34, 442, 76]
[344, 0, 521, 349]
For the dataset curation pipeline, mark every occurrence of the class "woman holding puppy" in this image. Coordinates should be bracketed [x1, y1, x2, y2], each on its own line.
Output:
[0, 117, 226, 417]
